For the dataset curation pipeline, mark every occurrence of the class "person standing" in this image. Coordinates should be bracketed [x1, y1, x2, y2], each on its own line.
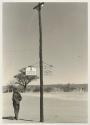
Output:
[12, 87, 22, 120]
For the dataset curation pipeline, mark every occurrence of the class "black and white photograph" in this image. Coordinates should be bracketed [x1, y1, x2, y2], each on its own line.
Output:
[2, 1, 88, 123]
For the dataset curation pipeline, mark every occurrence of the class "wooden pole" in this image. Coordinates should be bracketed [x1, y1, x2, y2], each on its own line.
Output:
[33, 3, 44, 122]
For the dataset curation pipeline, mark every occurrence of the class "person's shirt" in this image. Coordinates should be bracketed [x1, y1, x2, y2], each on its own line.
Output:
[12, 91, 22, 104]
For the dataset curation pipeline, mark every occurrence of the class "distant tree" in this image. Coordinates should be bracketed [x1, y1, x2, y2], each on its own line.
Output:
[14, 67, 39, 91]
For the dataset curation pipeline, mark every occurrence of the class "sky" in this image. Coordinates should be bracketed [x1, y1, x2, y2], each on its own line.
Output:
[3, 2, 88, 85]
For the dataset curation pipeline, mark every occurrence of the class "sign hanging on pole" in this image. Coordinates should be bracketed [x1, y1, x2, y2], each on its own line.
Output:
[26, 66, 36, 76]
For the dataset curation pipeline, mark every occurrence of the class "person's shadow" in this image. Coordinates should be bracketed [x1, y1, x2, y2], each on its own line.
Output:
[2, 116, 39, 122]
[2, 116, 15, 120]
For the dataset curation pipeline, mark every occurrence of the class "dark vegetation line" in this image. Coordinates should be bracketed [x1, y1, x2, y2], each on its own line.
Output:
[2, 83, 88, 93]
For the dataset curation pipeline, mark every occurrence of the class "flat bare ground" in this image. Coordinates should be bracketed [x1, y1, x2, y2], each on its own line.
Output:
[2, 92, 88, 123]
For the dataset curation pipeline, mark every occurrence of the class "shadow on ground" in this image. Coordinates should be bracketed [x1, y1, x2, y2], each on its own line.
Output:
[2, 116, 15, 120]
[2, 116, 39, 122]
[19, 118, 37, 122]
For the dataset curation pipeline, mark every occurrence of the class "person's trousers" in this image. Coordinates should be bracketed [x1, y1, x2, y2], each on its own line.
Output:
[13, 102, 20, 120]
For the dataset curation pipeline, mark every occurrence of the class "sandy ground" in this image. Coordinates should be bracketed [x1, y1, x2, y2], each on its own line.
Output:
[2, 92, 88, 123]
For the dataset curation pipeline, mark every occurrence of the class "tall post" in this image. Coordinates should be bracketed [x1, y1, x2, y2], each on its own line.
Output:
[33, 2, 44, 122]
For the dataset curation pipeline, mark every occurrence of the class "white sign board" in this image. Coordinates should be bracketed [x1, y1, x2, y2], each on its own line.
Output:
[26, 67, 36, 76]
